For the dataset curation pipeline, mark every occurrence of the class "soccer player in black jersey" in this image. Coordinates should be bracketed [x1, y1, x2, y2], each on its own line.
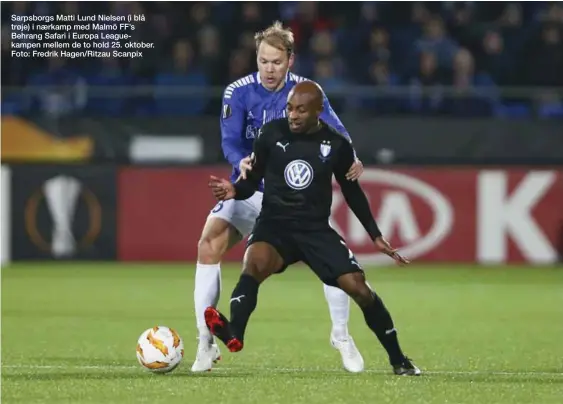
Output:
[206, 81, 421, 376]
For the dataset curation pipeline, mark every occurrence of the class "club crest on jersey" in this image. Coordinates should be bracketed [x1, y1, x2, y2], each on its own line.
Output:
[319, 140, 332, 162]
[245, 125, 259, 139]
[284, 159, 314, 190]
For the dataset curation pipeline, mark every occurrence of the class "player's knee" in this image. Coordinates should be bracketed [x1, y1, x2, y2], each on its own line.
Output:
[242, 254, 274, 283]
[241, 243, 282, 283]
[197, 235, 226, 264]
[241, 260, 270, 283]
[347, 282, 374, 309]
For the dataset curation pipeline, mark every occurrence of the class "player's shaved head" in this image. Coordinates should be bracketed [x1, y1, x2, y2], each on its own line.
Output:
[288, 81, 323, 110]
[286, 81, 324, 133]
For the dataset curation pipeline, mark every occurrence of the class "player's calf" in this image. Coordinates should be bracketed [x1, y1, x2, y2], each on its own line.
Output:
[197, 234, 226, 265]
[336, 272, 421, 375]
[228, 274, 260, 343]
[226, 243, 284, 347]
[204, 273, 261, 354]
[204, 270, 264, 353]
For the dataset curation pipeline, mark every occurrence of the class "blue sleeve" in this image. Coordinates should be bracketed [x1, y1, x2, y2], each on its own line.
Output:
[319, 91, 358, 159]
[220, 88, 247, 168]
[320, 92, 350, 139]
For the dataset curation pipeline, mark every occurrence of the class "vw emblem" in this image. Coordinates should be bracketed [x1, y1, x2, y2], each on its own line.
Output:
[284, 159, 314, 190]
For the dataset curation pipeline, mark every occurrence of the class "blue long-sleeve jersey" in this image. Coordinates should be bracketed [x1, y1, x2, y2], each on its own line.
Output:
[220, 71, 352, 189]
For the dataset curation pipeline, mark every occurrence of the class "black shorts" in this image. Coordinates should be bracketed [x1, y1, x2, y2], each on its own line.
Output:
[247, 222, 364, 287]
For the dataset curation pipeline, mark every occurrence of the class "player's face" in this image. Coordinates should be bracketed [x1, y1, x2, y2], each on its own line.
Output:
[286, 94, 320, 133]
[257, 42, 293, 91]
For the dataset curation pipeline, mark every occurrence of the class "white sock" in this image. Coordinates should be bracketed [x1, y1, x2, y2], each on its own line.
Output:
[323, 284, 350, 340]
[194, 262, 221, 344]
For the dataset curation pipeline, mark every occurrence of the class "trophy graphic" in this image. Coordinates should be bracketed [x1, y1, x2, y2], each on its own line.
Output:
[43, 175, 82, 257]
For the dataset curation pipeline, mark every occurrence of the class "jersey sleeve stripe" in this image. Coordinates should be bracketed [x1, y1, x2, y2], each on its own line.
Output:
[223, 74, 256, 99]
[289, 73, 307, 83]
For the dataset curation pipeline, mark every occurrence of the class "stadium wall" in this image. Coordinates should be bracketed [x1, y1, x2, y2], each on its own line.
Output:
[1, 165, 10, 267]
[5, 164, 563, 265]
[4, 116, 563, 166]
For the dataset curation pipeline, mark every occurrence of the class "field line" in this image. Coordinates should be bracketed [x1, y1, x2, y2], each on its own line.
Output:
[2, 364, 562, 377]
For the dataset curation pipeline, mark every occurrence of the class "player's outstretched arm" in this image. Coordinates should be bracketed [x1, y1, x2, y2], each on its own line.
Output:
[334, 140, 409, 265]
[209, 165, 262, 202]
[319, 88, 363, 181]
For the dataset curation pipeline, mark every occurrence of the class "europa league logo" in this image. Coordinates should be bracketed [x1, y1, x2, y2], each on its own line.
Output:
[44, 176, 82, 257]
[25, 175, 101, 257]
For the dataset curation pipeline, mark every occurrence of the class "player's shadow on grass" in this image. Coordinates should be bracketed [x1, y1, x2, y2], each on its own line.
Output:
[30, 357, 138, 367]
[1, 371, 257, 381]
[5, 369, 561, 384]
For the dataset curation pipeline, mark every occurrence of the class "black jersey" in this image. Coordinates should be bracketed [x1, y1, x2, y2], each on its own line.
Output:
[234, 118, 381, 240]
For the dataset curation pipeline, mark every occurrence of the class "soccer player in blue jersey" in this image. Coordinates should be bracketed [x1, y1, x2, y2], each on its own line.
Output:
[191, 22, 365, 373]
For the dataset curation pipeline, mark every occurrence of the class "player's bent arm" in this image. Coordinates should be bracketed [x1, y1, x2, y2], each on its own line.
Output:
[337, 178, 382, 241]
[220, 88, 247, 168]
[233, 127, 269, 200]
[233, 179, 257, 200]
[334, 141, 382, 240]
[232, 160, 264, 200]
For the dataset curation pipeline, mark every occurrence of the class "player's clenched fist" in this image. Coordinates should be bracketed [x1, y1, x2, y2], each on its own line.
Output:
[209, 176, 236, 201]
[374, 236, 410, 266]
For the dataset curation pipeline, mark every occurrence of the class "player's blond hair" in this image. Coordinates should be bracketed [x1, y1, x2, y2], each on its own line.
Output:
[254, 21, 294, 56]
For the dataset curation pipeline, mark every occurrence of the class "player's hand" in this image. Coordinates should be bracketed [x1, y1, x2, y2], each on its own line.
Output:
[238, 155, 254, 180]
[346, 158, 364, 181]
[374, 236, 410, 266]
[209, 176, 236, 201]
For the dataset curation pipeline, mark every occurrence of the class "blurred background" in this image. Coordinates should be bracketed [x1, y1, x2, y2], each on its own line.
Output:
[1, 1, 562, 266]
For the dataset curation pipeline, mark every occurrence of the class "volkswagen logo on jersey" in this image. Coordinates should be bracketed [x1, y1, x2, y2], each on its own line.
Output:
[284, 160, 314, 190]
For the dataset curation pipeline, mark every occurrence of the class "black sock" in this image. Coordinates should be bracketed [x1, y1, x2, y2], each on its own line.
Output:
[229, 274, 260, 342]
[361, 292, 405, 365]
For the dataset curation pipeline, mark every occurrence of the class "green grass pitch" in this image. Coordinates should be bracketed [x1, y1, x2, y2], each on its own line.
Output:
[2, 263, 563, 403]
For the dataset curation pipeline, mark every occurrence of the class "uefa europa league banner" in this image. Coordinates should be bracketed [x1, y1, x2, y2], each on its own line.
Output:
[10, 165, 117, 260]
